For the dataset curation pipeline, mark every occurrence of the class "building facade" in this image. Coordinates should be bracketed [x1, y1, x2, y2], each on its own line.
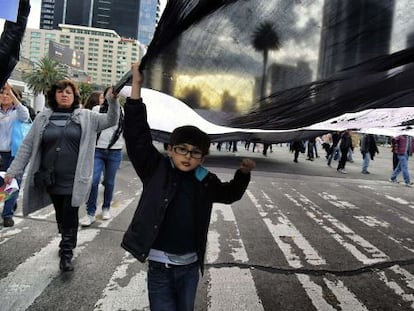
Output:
[21, 25, 146, 86]
[138, 0, 162, 45]
[40, 0, 141, 39]
[318, 0, 395, 79]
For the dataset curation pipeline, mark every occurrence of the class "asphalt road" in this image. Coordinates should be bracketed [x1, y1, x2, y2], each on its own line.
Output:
[1, 142, 414, 310]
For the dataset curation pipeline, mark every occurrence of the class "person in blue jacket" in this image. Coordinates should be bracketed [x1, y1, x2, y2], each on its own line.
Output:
[121, 63, 256, 311]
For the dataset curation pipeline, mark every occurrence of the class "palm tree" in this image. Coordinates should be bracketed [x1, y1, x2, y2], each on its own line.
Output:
[251, 21, 281, 102]
[23, 56, 68, 98]
[78, 82, 94, 106]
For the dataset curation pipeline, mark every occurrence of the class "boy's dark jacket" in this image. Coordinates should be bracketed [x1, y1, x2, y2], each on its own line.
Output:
[121, 98, 251, 273]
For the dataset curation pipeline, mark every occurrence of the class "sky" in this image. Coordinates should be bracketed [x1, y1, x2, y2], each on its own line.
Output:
[0, 0, 41, 31]
[28, 0, 41, 29]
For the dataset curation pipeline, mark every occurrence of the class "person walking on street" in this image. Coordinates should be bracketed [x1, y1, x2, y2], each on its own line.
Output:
[291, 140, 304, 163]
[389, 135, 414, 187]
[121, 63, 255, 311]
[81, 89, 125, 226]
[4, 80, 120, 271]
[391, 137, 399, 170]
[327, 131, 341, 167]
[337, 130, 353, 174]
[0, 82, 30, 227]
[360, 134, 379, 174]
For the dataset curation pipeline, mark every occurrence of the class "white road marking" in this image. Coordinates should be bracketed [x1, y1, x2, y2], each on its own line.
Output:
[378, 265, 414, 309]
[94, 253, 148, 311]
[208, 267, 264, 311]
[207, 203, 262, 310]
[286, 191, 389, 265]
[247, 188, 371, 311]
[324, 278, 369, 311]
[0, 229, 99, 311]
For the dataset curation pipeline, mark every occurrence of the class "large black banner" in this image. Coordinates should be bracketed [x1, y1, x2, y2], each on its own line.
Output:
[118, 0, 414, 133]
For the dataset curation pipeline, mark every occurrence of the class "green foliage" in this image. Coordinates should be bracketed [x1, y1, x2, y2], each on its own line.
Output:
[78, 82, 94, 106]
[23, 57, 68, 96]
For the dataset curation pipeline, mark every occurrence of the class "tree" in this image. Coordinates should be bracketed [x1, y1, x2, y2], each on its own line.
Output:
[23, 56, 68, 98]
[78, 82, 94, 106]
[251, 21, 281, 103]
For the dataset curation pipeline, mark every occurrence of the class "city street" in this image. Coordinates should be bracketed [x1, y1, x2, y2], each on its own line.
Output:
[1, 142, 414, 310]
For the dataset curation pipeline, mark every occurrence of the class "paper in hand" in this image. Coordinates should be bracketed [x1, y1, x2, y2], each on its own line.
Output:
[0, 172, 19, 202]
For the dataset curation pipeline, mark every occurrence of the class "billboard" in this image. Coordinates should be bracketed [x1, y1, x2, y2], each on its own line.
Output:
[48, 41, 85, 70]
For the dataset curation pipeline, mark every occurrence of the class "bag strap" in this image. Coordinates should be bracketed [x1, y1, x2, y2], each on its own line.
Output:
[107, 107, 124, 149]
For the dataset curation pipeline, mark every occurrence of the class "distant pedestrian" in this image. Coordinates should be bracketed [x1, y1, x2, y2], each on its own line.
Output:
[306, 137, 315, 161]
[327, 131, 340, 167]
[360, 134, 379, 174]
[389, 135, 414, 187]
[291, 140, 304, 163]
[337, 130, 353, 174]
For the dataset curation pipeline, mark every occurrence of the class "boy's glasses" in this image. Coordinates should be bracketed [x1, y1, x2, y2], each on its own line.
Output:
[173, 146, 203, 159]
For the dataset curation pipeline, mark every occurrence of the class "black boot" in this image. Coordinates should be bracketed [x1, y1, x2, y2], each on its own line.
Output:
[59, 228, 78, 272]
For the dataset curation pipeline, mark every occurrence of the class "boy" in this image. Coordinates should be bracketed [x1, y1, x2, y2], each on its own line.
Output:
[121, 63, 255, 310]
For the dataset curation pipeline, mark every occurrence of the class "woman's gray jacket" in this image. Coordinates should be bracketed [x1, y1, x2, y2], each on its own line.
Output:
[7, 97, 120, 215]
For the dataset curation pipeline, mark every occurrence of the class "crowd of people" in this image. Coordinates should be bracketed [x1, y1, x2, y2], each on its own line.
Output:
[208, 130, 413, 188]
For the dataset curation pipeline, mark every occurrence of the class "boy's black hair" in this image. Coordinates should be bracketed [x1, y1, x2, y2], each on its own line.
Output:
[170, 125, 210, 155]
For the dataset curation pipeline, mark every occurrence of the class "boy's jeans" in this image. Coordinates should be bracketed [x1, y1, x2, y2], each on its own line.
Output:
[148, 261, 199, 311]
[86, 148, 122, 216]
[0, 152, 20, 219]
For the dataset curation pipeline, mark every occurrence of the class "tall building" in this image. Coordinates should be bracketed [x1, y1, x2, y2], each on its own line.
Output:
[21, 25, 146, 85]
[138, 0, 162, 45]
[40, 0, 141, 39]
[318, 0, 395, 79]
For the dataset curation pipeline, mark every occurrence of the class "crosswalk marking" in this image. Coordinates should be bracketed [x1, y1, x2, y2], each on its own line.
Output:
[94, 253, 148, 311]
[285, 188, 389, 265]
[208, 267, 264, 311]
[0, 229, 99, 311]
[378, 266, 414, 308]
[2, 172, 414, 310]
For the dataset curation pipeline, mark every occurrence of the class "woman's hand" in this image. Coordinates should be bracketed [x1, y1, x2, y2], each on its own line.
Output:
[4, 174, 15, 185]
[3, 83, 19, 105]
[105, 86, 118, 102]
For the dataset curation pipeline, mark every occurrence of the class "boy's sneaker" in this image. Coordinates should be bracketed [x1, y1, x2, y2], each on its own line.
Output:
[80, 215, 96, 227]
[102, 209, 111, 220]
[389, 178, 398, 183]
[3, 217, 14, 227]
[406, 182, 413, 187]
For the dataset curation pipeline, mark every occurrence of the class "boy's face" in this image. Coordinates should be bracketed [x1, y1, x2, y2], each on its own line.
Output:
[167, 143, 205, 172]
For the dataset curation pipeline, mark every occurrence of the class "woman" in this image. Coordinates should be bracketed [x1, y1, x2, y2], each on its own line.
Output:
[84, 91, 104, 110]
[0, 82, 30, 227]
[4, 80, 119, 272]
[80, 88, 124, 226]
